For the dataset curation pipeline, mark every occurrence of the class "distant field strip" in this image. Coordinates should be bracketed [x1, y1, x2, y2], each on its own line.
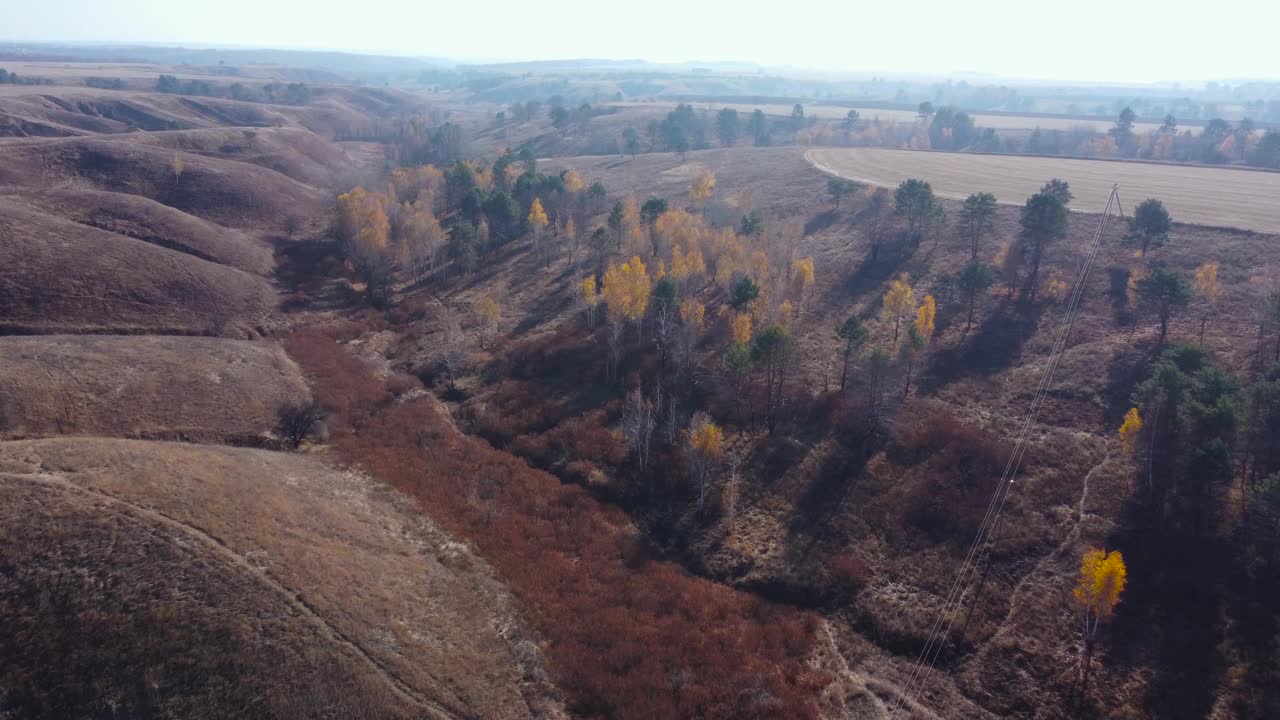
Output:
[806, 148, 1280, 234]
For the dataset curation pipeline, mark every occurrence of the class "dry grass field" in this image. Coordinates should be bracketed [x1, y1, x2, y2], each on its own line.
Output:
[0, 198, 278, 335]
[808, 147, 1280, 233]
[0, 438, 563, 719]
[0, 336, 309, 442]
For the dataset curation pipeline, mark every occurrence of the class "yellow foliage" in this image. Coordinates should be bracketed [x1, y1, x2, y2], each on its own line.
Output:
[731, 313, 752, 346]
[882, 273, 915, 338]
[689, 169, 717, 205]
[791, 256, 815, 291]
[1118, 407, 1143, 456]
[621, 195, 644, 253]
[655, 209, 705, 256]
[681, 300, 705, 332]
[914, 294, 936, 341]
[690, 418, 724, 458]
[1126, 266, 1146, 309]
[1045, 274, 1069, 303]
[1193, 261, 1221, 305]
[1072, 547, 1128, 620]
[601, 256, 650, 323]
[528, 198, 549, 230]
[563, 169, 584, 194]
[474, 295, 501, 327]
[579, 276, 599, 307]
[655, 259, 666, 280]
[503, 164, 521, 189]
[778, 299, 794, 328]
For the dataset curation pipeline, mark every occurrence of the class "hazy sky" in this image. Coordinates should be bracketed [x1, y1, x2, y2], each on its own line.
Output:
[5, 0, 1279, 83]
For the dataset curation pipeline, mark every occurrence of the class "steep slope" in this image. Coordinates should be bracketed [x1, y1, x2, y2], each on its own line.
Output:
[0, 438, 562, 720]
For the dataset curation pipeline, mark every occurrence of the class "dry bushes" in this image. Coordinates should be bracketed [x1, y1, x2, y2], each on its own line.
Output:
[287, 328, 829, 719]
[890, 406, 1010, 541]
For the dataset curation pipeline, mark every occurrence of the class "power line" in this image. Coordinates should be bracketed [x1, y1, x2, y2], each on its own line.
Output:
[889, 186, 1120, 718]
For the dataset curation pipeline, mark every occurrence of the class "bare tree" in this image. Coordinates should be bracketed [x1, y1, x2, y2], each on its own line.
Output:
[275, 399, 325, 449]
[621, 387, 656, 470]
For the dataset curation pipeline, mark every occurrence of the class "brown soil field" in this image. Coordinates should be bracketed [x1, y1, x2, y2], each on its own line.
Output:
[6, 186, 274, 275]
[807, 147, 1280, 234]
[0, 437, 563, 719]
[0, 336, 309, 442]
[0, 198, 277, 335]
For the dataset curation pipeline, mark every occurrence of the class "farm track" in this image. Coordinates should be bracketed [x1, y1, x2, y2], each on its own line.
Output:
[806, 147, 1280, 234]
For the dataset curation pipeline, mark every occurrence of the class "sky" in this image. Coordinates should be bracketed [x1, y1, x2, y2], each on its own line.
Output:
[5, 0, 1279, 84]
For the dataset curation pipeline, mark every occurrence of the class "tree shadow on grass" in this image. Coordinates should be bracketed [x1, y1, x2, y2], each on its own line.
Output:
[922, 299, 1046, 393]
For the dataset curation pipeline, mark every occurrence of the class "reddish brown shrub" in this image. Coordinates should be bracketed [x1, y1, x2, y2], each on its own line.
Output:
[287, 329, 827, 719]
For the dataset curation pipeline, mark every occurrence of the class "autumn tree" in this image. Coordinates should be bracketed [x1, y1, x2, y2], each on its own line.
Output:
[894, 178, 943, 248]
[1072, 547, 1128, 687]
[827, 178, 856, 209]
[1017, 187, 1069, 299]
[1126, 198, 1172, 255]
[528, 197, 551, 266]
[959, 192, 997, 259]
[1138, 266, 1193, 346]
[687, 413, 724, 510]
[578, 276, 600, 327]
[902, 295, 936, 396]
[473, 295, 502, 348]
[957, 260, 994, 331]
[602, 256, 651, 326]
[791, 256, 815, 314]
[620, 195, 644, 254]
[835, 316, 869, 391]
[1191, 261, 1221, 345]
[689, 169, 716, 207]
[170, 153, 185, 188]
[881, 273, 915, 343]
[1119, 407, 1143, 456]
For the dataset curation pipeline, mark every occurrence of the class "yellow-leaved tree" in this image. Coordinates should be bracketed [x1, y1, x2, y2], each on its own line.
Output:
[882, 273, 915, 343]
[563, 169, 585, 194]
[1072, 547, 1128, 686]
[621, 195, 644, 255]
[791, 256, 815, 313]
[903, 294, 936, 396]
[731, 313, 752, 346]
[681, 300, 705, 333]
[473, 295, 501, 348]
[601, 256, 650, 325]
[578, 276, 599, 327]
[687, 412, 724, 510]
[528, 198, 549, 235]
[1118, 407, 1142, 456]
[689, 169, 716, 206]
[1192, 260, 1221, 345]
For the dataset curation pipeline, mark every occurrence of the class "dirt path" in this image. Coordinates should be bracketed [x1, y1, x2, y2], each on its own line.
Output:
[11, 471, 468, 720]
